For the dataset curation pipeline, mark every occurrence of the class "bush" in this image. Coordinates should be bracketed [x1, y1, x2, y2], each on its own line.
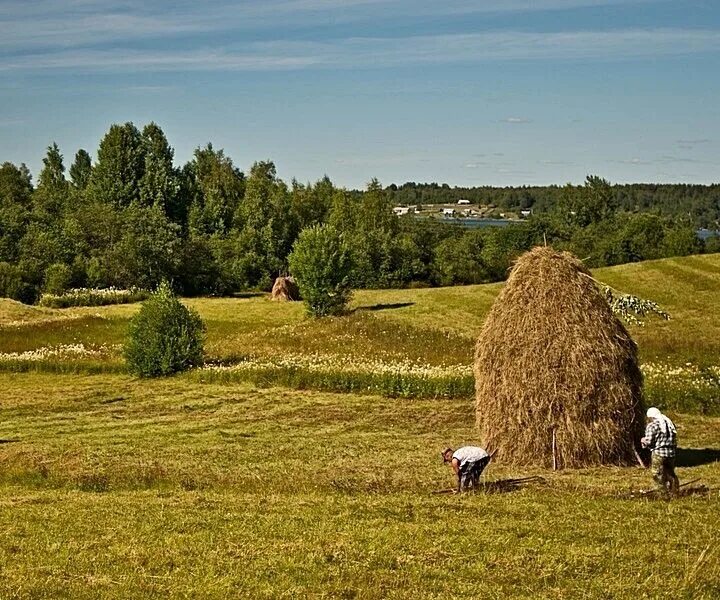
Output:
[43, 263, 72, 295]
[288, 225, 353, 317]
[0, 262, 24, 300]
[124, 281, 205, 377]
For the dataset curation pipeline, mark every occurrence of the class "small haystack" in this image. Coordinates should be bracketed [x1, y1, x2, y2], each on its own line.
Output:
[474, 246, 644, 468]
[270, 276, 300, 302]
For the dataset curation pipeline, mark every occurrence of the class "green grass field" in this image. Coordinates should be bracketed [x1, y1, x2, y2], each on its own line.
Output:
[1, 254, 719, 597]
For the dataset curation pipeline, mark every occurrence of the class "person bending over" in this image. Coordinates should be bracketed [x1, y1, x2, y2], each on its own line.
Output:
[442, 446, 492, 493]
[641, 407, 679, 496]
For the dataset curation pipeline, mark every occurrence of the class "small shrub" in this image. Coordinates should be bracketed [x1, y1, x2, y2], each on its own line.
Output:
[43, 263, 72, 296]
[124, 281, 205, 377]
[288, 225, 353, 317]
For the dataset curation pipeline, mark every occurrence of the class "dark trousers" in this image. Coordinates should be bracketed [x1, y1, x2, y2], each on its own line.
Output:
[459, 456, 490, 490]
[651, 454, 679, 494]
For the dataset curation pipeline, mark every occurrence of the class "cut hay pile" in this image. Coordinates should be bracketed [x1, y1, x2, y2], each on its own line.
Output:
[270, 276, 300, 302]
[474, 246, 645, 468]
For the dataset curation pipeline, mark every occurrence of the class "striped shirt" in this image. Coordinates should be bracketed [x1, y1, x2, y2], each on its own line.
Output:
[643, 420, 677, 458]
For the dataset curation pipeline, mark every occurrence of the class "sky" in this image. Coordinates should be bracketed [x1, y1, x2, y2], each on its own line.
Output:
[1, 0, 719, 189]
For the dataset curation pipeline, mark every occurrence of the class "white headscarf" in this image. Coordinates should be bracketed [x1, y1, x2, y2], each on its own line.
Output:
[647, 407, 676, 436]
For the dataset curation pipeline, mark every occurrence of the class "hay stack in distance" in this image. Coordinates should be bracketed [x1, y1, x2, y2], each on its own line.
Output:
[271, 276, 301, 302]
[474, 246, 644, 468]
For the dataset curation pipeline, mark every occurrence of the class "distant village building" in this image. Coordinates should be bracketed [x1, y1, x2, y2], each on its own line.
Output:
[393, 206, 415, 216]
[521, 209, 532, 218]
[442, 208, 456, 216]
[457, 199, 471, 205]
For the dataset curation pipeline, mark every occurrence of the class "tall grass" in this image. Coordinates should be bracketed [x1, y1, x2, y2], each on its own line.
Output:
[38, 287, 149, 308]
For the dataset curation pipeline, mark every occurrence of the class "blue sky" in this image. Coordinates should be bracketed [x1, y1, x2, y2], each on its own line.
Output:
[1, 0, 719, 188]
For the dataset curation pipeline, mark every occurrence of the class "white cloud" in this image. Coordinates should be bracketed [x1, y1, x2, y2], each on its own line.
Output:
[0, 1, 673, 51]
[4, 28, 720, 73]
[502, 117, 531, 124]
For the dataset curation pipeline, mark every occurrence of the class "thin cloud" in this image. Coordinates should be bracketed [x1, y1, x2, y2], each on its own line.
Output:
[0, 1, 657, 50]
[4, 28, 719, 74]
[501, 117, 531, 124]
[676, 138, 711, 144]
[539, 159, 575, 166]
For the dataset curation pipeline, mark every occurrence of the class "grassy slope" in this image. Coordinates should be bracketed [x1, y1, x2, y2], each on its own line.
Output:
[0, 373, 718, 598]
[1, 255, 719, 597]
[2, 253, 719, 367]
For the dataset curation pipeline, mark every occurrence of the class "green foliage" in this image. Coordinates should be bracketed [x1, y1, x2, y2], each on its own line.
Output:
[139, 122, 181, 214]
[105, 203, 182, 289]
[87, 122, 144, 207]
[34, 143, 69, 218]
[69, 149, 92, 190]
[0, 261, 25, 300]
[124, 282, 205, 377]
[288, 224, 353, 317]
[43, 263, 72, 295]
[1, 122, 716, 302]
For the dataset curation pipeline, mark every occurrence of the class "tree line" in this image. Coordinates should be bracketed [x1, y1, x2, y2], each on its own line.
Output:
[386, 181, 720, 228]
[0, 122, 716, 303]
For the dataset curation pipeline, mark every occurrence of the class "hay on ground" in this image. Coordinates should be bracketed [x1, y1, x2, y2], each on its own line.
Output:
[474, 246, 645, 468]
[270, 276, 300, 302]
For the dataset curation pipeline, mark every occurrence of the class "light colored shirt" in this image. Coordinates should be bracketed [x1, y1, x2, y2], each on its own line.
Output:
[452, 446, 489, 466]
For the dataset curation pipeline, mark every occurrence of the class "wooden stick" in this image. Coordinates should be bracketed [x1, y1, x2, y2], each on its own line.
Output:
[633, 446, 647, 468]
[679, 478, 701, 489]
[552, 428, 558, 471]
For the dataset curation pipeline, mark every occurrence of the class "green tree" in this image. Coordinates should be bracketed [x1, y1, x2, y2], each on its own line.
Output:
[139, 122, 181, 217]
[87, 122, 144, 207]
[291, 176, 334, 231]
[43, 263, 72, 295]
[432, 230, 490, 285]
[124, 281, 205, 377]
[0, 262, 26, 301]
[34, 143, 69, 218]
[105, 203, 182, 289]
[69, 149, 92, 190]
[186, 144, 244, 236]
[288, 224, 353, 317]
[0, 162, 32, 263]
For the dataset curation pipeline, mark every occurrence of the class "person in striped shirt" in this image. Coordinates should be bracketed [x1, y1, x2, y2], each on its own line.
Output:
[442, 446, 492, 493]
[641, 407, 679, 496]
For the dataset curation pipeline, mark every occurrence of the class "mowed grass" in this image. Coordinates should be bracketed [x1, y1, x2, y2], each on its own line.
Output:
[0, 373, 719, 598]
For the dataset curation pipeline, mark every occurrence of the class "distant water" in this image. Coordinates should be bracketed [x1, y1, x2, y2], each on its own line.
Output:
[697, 228, 720, 240]
[415, 216, 520, 228]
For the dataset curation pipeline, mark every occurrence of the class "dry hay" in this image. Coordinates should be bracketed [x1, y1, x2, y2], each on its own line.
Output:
[474, 246, 644, 468]
[270, 276, 300, 302]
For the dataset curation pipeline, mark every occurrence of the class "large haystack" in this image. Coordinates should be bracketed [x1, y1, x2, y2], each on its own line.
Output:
[474, 246, 644, 468]
[270, 276, 301, 301]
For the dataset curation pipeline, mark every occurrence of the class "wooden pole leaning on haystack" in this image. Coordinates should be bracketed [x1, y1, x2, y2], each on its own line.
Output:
[474, 246, 645, 469]
[270, 276, 301, 302]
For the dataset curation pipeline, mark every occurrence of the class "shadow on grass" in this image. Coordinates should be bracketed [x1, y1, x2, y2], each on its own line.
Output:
[433, 476, 546, 495]
[232, 291, 266, 299]
[676, 447, 720, 467]
[355, 302, 415, 313]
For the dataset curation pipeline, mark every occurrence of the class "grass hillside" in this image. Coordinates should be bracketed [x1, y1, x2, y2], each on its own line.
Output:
[2, 253, 719, 365]
[1, 254, 719, 597]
